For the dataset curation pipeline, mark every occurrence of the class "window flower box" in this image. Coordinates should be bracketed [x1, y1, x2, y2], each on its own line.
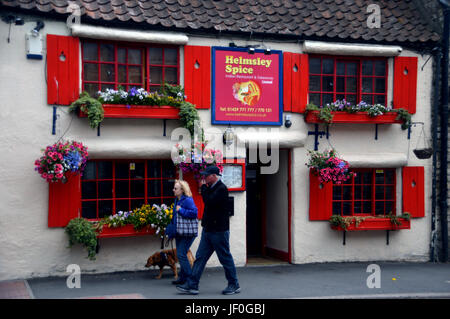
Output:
[305, 111, 403, 124]
[78, 104, 180, 119]
[330, 217, 410, 231]
[97, 224, 155, 238]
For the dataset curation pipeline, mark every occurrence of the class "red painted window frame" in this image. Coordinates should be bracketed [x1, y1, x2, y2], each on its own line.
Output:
[222, 158, 246, 191]
[80, 159, 176, 221]
[308, 55, 388, 107]
[81, 39, 180, 96]
[331, 168, 396, 217]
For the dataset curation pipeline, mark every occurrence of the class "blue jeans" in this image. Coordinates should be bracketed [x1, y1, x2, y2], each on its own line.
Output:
[175, 236, 195, 282]
[187, 230, 239, 289]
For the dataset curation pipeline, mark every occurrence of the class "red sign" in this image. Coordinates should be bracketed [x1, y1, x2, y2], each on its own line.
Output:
[212, 47, 282, 125]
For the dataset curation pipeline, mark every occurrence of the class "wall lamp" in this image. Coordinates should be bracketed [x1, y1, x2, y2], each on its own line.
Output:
[31, 21, 45, 36]
[285, 114, 292, 128]
[223, 124, 235, 146]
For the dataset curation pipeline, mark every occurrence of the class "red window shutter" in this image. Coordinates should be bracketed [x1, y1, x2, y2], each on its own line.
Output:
[48, 173, 81, 227]
[402, 166, 425, 218]
[182, 172, 205, 219]
[283, 52, 308, 113]
[184, 45, 211, 109]
[47, 34, 80, 106]
[393, 56, 418, 114]
[309, 169, 333, 221]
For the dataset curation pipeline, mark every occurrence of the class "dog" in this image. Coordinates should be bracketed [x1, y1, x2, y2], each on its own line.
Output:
[145, 248, 194, 279]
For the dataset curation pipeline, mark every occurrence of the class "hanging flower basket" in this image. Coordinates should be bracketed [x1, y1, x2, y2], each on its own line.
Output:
[34, 140, 88, 183]
[413, 148, 433, 159]
[172, 142, 224, 181]
[306, 149, 355, 184]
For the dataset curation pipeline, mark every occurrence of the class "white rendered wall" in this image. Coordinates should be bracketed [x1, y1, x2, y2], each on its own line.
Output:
[0, 16, 433, 281]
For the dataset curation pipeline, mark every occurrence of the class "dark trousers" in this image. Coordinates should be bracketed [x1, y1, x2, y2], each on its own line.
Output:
[187, 230, 239, 289]
[175, 236, 195, 282]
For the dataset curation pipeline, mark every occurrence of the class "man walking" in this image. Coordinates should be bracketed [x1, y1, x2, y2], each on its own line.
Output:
[176, 166, 240, 295]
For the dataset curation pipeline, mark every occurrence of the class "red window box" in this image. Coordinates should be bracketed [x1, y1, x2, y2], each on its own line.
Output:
[97, 224, 155, 238]
[331, 217, 411, 231]
[78, 104, 180, 119]
[305, 111, 402, 124]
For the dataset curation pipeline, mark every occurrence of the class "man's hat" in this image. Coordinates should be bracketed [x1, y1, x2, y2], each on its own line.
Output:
[200, 166, 222, 176]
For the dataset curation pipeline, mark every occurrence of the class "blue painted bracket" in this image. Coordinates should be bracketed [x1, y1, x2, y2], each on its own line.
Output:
[52, 106, 57, 135]
[308, 124, 327, 151]
[97, 123, 101, 137]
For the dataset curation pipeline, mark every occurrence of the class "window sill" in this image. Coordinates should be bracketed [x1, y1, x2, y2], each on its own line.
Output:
[97, 224, 155, 238]
[305, 111, 402, 124]
[79, 104, 180, 119]
[331, 217, 411, 231]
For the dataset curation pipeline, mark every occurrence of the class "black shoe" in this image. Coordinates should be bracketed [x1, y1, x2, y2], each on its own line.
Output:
[172, 279, 185, 285]
[176, 282, 199, 295]
[222, 284, 241, 295]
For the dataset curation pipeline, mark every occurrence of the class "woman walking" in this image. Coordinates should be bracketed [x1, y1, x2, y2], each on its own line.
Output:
[169, 179, 198, 285]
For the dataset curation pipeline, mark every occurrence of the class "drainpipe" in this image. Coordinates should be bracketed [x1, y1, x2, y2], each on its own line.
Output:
[431, 46, 441, 262]
[439, 0, 449, 262]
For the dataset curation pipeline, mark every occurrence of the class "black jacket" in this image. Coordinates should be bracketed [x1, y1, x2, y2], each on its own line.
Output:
[200, 180, 229, 232]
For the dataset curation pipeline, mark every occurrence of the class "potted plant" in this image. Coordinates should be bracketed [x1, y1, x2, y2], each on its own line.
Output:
[65, 218, 98, 260]
[306, 149, 355, 184]
[34, 140, 88, 183]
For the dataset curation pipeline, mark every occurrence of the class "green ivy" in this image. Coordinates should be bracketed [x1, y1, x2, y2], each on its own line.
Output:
[65, 218, 98, 260]
[69, 92, 104, 129]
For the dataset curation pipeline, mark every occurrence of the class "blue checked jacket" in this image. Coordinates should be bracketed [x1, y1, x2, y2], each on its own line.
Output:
[171, 195, 198, 237]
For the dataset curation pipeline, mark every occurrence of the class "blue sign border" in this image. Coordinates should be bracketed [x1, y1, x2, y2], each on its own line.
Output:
[211, 46, 283, 126]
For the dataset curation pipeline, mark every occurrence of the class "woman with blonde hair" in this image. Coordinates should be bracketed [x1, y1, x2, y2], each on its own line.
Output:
[168, 179, 198, 285]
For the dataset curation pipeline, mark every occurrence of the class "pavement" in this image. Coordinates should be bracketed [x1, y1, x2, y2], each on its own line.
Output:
[1, 261, 450, 300]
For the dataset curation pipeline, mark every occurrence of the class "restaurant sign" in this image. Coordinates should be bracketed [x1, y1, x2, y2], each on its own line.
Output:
[212, 47, 283, 125]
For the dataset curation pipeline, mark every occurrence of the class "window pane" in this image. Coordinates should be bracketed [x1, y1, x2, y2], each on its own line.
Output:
[118, 48, 126, 63]
[386, 170, 395, 184]
[322, 94, 333, 106]
[130, 162, 145, 179]
[82, 161, 96, 180]
[385, 186, 394, 200]
[346, 77, 357, 93]
[116, 200, 129, 212]
[346, 62, 357, 76]
[118, 65, 127, 83]
[98, 161, 112, 179]
[148, 161, 161, 178]
[98, 200, 113, 218]
[101, 64, 115, 82]
[309, 58, 321, 74]
[98, 181, 113, 198]
[309, 93, 321, 106]
[336, 77, 345, 92]
[332, 202, 342, 215]
[322, 76, 333, 92]
[363, 185, 372, 199]
[363, 201, 372, 214]
[336, 94, 345, 101]
[354, 173, 362, 184]
[148, 180, 161, 197]
[375, 60, 386, 76]
[164, 48, 178, 65]
[346, 94, 357, 105]
[375, 78, 386, 93]
[150, 66, 163, 84]
[100, 44, 114, 62]
[362, 94, 373, 104]
[362, 78, 373, 93]
[84, 83, 99, 97]
[343, 186, 352, 200]
[322, 59, 334, 74]
[375, 170, 385, 184]
[374, 95, 386, 105]
[115, 162, 129, 179]
[342, 202, 351, 216]
[130, 180, 145, 198]
[131, 199, 145, 211]
[375, 201, 384, 215]
[84, 63, 98, 81]
[163, 179, 174, 197]
[333, 185, 342, 200]
[385, 201, 394, 214]
[129, 66, 143, 84]
[100, 83, 115, 92]
[354, 186, 362, 200]
[309, 76, 321, 91]
[82, 201, 97, 219]
[149, 47, 163, 64]
[165, 68, 178, 84]
[83, 42, 98, 61]
[354, 201, 362, 214]
[375, 186, 385, 199]
[82, 182, 97, 199]
[128, 49, 142, 64]
[115, 180, 129, 198]
[148, 198, 162, 207]
[362, 61, 373, 75]
[162, 160, 175, 178]
[362, 171, 372, 184]
[336, 62, 345, 75]
[162, 198, 175, 207]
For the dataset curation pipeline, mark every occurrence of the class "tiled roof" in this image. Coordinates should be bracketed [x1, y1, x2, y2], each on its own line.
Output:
[0, 0, 441, 44]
